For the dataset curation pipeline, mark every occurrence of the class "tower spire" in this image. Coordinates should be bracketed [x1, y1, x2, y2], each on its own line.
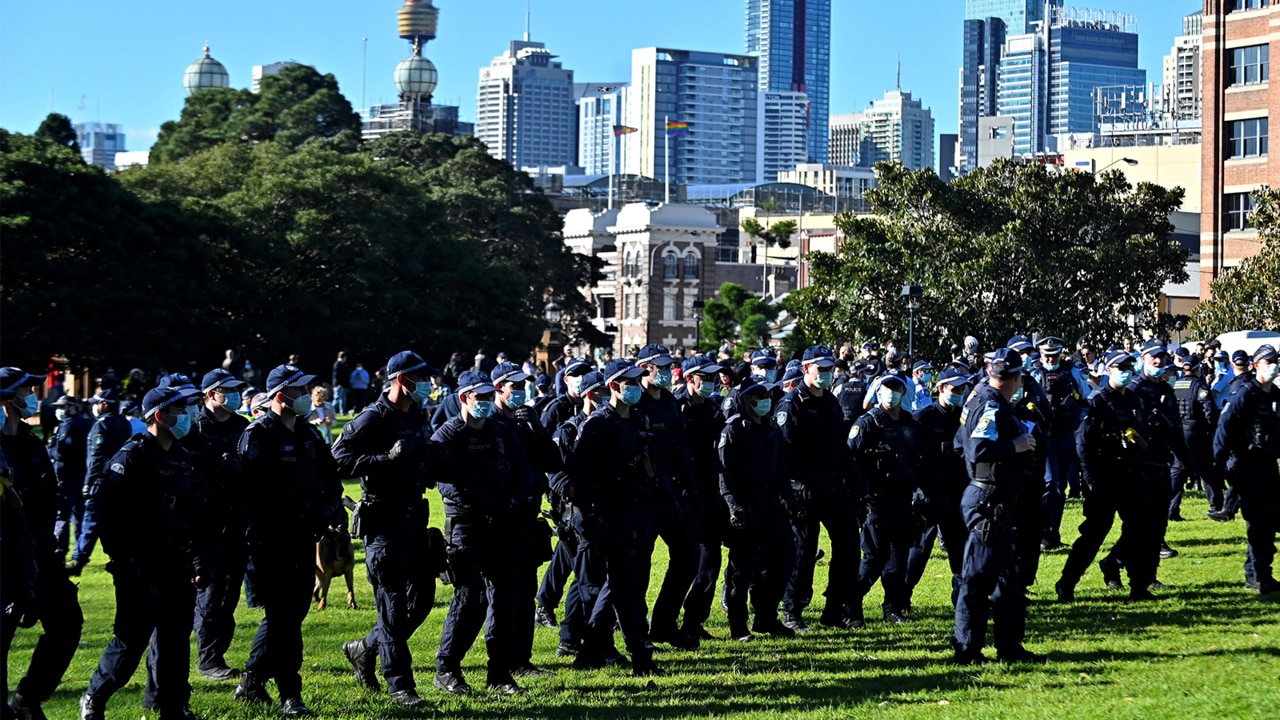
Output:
[896, 55, 901, 91]
[524, 0, 531, 41]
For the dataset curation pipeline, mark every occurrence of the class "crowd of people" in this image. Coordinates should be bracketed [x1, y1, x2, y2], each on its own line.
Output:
[1, 332, 1276, 719]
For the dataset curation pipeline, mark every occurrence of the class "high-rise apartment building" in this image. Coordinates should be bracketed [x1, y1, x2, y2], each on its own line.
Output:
[74, 122, 126, 171]
[1163, 11, 1203, 120]
[828, 113, 860, 166]
[624, 48, 760, 185]
[761, 91, 810, 180]
[476, 39, 575, 169]
[959, 1, 1062, 172]
[1201, 1, 1279, 298]
[746, 0, 831, 163]
[996, 10, 1145, 157]
[252, 62, 297, 94]
[576, 82, 630, 175]
[850, 89, 935, 171]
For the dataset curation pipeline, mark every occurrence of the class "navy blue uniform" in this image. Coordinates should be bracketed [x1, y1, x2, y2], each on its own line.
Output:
[83, 433, 206, 715]
[431, 415, 534, 684]
[1059, 384, 1155, 592]
[1009, 387, 1050, 588]
[905, 401, 969, 606]
[778, 382, 858, 623]
[548, 411, 594, 651]
[50, 411, 92, 559]
[332, 394, 435, 694]
[834, 376, 870, 432]
[0, 424, 83, 709]
[1214, 378, 1280, 591]
[1032, 365, 1088, 544]
[535, 393, 586, 621]
[953, 384, 1034, 659]
[1171, 374, 1220, 515]
[238, 412, 342, 700]
[676, 386, 726, 636]
[848, 407, 922, 620]
[72, 409, 133, 565]
[718, 399, 797, 636]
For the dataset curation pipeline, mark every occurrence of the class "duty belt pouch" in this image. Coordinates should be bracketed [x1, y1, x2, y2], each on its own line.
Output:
[349, 500, 365, 539]
[423, 526, 449, 576]
[437, 517, 457, 586]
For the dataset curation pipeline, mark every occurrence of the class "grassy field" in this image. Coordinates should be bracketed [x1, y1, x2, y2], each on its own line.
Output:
[11, 485, 1280, 719]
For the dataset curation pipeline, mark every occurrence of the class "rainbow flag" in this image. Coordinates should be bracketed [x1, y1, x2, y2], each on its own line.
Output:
[665, 121, 689, 136]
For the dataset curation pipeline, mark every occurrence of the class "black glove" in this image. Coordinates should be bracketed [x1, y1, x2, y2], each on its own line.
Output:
[388, 436, 424, 463]
[220, 452, 242, 476]
[513, 405, 537, 425]
[727, 504, 750, 530]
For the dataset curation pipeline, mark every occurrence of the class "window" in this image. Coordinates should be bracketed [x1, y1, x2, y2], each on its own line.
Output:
[1225, 192, 1256, 231]
[622, 292, 630, 319]
[682, 254, 700, 280]
[633, 293, 641, 318]
[663, 253, 679, 280]
[663, 293, 676, 321]
[1229, 44, 1269, 87]
[1231, 0, 1269, 11]
[1228, 118, 1268, 158]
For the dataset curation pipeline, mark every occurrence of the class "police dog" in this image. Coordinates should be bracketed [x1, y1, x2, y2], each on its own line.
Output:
[314, 498, 358, 610]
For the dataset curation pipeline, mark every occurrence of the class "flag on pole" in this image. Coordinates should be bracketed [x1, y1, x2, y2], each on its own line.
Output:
[665, 121, 689, 136]
[613, 125, 638, 137]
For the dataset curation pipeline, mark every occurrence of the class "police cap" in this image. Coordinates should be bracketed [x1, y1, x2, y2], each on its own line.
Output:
[875, 374, 908, 392]
[386, 351, 437, 379]
[750, 349, 777, 369]
[912, 360, 933, 372]
[0, 367, 46, 401]
[736, 376, 770, 398]
[457, 371, 496, 395]
[563, 357, 593, 377]
[604, 359, 646, 384]
[89, 388, 120, 405]
[52, 394, 80, 407]
[1231, 349, 1249, 366]
[681, 354, 722, 376]
[579, 371, 607, 395]
[201, 368, 247, 393]
[491, 362, 531, 386]
[1036, 336, 1066, 354]
[781, 365, 804, 384]
[1254, 344, 1278, 363]
[935, 367, 972, 388]
[1105, 350, 1136, 369]
[987, 348, 1025, 378]
[141, 385, 199, 418]
[637, 344, 676, 367]
[1139, 340, 1169, 358]
[1006, 335, 1034, 352]
[265, 365, 316, 397]
[801, 345, 836, 367]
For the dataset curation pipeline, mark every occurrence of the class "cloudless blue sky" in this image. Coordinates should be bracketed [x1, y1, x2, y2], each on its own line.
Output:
[0, 1, 1191, 154]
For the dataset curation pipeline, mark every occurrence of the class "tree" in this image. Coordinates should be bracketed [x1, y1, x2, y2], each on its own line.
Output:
[740, 217, 798, 251]
[34, 113, 79, 155]
[698, 282, 780, 352]
[150, 87, 258, 165]
[1190, 186, 1280, 337]
[788, 160, 1188, 360]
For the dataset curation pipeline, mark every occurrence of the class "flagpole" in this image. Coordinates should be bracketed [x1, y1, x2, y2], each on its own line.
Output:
[664, 115, 670, 204]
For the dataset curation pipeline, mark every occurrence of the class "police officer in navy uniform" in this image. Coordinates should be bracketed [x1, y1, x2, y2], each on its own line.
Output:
[847, 375, 923, 626]
[675, 354, 727, 640]
[952, 348, 1045, 665]
[563, 360, 665, 676]
[1056, 351, 1158, 602]
[633, 344, 701, 649]
[1031, 336, 1091, 550]
[1007, 361, 1052, 589]
[78, 384, 206, 720]
[332, 351, 438, 708]
[905, 368, 973, 609]
[1, 368, 84, 720]
[67, 388, 132, 575]
[50, 394, 92, 564]
[234, 365, 342, 717]
[834, 360, 871, 432]
[1214, 344, 1280, 594]
[2, 419, 42, 720]
[1170, 355, 1219, 522]
[430, 370, 534, 695]
[187, 369, 251, 682]
[779, 345, 858, 632]
[718, 377, 798, 641]
[541, 357, 593, 432]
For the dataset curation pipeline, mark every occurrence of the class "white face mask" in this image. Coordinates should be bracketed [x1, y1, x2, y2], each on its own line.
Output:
[1259, 362, 1280, 383]
[877, 386, 903, 409]
[566, 375, 583, 395]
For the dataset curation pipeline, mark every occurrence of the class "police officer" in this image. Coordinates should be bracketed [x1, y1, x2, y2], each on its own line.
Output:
[562, 360, 664, 676]
[1056, 351, 1158, 602]
[833, 360, 870, 432]
[675, 354, 726, 640]
[1213, 344, 1280, 594]
[67, 388, 132, 575]
[847, 375, 922, 626]
[1, 368, 84, 720]
[909, 361, 934, 412]
[430, 370, 534, 695]
[235, 364, 342, 717]
[779, 345, 858, 632]
[541, 357, 593, 432]
[78, 383, 206, 720]
[633, 344, 701, 649]
[1031, 336, 1091, 550]
[187, 369, 251, 682]
[50, 394, 92, 564]
[952, 349, 1045, 665]
[1007, 362, 1051, 589]
[905, 368, 973, 609]
[749, 348, 778, 385]
[719, 377, 798, 641]
[1170, 355, 1219, 522]
[333, 351, 438, 707]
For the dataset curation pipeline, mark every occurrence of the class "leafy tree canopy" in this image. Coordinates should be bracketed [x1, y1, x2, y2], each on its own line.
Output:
[34, 113, 79, 154]
[788, 160, 1188, 360]
[1190, 186, 1280, 337]
[698, 282, 780, 353]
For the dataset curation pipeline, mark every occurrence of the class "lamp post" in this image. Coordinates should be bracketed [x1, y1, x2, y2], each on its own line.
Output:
[901, 284, 922, 359]
[537, 301, 563, 374]
[1093, 157, 1138, 175]
[692, 298, 705, 351]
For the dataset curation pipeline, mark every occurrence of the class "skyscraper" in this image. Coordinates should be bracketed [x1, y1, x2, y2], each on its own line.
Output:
[1162, 11, 1203, 120]
[74, 122, 126, 171]
[476, 39, 576, 169]
[965, 0, 1055, 34]
[624, 48, 760, 185]
[576, 82, 629, 175]
[850, 90, 935, 171]
[760, 91, 810, 180]
[746, 0, 831, 163]
[828, 113, 860, 166]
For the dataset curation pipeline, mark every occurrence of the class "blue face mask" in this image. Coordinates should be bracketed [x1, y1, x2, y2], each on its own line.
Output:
[0, 404, 6, 426]
[55, 408, 68, 422]
[944, 389, 965, 407]
[1145, 362, 1166, 377]
[221, 392, 242, 411]
[471, 400, 494, 419]
[1216, 362, 1227, 373]
[877, 387, 903, 408]
[1114, 370, 1134, 388]
[620, 385, 643, 406]
[695, 381, 714, 399]
[169, 412, 192, 440]
[762, 369, 777, 383]
[752, 397, 773, 417]
[654, 369, 673, 388]
[508, 390, 527, 407]
[18, 394, 38, 419]
[815, 370, 834, 389]
[921, 373, 932, 384]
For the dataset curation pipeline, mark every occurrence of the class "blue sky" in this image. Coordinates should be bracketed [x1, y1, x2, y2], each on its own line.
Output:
[1, 1, 1190, 153]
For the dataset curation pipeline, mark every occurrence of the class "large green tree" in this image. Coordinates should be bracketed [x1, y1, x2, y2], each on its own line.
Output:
[1190, 187, 1280, 337]
[698, 282, 780, 352]
[788, 160, 1188, 359]
[34, 113, 80, 154]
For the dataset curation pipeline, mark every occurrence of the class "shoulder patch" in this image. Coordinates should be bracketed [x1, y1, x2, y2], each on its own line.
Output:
[109, 462, 125, 475]
[775, 411, 788, 427]
[94, 434, 104, 445]
[243, 440, 259, 460]
[848, 424, 861, 440]
[1198, 389, 1210, 401]
[970, 404, 1000, 440]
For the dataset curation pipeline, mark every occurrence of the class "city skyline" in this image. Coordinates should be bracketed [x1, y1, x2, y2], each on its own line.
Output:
[1, 0, 1185, 166]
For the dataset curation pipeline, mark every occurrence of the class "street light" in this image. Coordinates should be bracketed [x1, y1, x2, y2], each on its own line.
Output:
[1094, 157, 1139, 175]
[691, 298, 705, 351]
[901, 284, 923, 359]
[544, 301, 562, 327]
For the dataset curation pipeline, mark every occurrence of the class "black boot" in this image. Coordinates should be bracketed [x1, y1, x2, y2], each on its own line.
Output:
[233, 671, 272, 705]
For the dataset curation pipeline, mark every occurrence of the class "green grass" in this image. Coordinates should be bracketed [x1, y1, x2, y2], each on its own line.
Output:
[12, 488, 1280, 719]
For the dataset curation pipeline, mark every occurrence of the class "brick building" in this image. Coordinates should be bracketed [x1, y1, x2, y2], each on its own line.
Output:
[1202, 1, 1278, 298]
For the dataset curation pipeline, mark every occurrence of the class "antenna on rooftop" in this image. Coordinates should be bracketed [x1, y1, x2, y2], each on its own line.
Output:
[525, 0, 531, 41]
